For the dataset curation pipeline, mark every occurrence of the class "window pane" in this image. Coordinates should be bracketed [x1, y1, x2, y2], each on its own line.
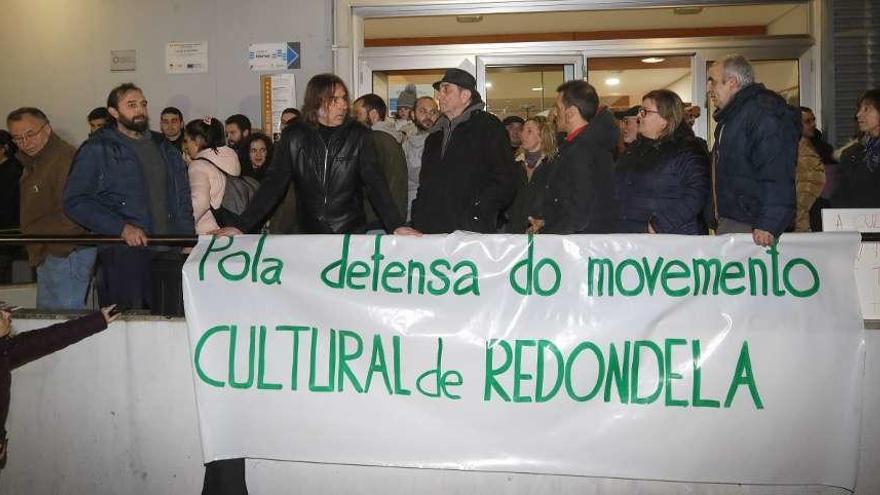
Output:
[485, 65, 567, 120]
[372, 69, 444, 116]
[586, 55, 694, 111]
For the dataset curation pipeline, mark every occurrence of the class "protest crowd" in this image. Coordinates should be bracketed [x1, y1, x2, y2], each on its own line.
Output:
[0, 52, 879, 494]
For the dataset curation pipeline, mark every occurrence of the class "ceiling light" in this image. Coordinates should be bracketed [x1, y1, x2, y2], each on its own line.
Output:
[673, 6, 703, 15]
[531, 87, 543, 91]
[605, 78, 620, 86]
[641, 57, 665, 64]
[485, 82, 493, 88]
[456, 15, 483, 23]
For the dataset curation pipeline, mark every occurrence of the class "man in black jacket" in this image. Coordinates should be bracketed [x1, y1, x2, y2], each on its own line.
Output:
[411, 69, 517, 234]
[531, 80, 618, 234]
[214, 73, 418, 237]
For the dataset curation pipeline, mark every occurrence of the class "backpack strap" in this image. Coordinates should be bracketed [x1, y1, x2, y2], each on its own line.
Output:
[195, 154, 232, 178]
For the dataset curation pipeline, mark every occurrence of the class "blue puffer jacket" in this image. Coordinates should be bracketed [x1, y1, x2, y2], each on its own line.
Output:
[615, 130, 710, 234]
[712, 83, 800, 236]
[64, 128, 194, 236]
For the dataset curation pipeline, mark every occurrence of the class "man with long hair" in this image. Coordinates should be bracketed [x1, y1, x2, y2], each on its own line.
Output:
[214, 73, 418, 237]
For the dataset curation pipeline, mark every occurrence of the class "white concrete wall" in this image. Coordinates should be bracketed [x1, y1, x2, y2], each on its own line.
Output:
[0, 0, 333, 145]
[0, 317, 876, 494]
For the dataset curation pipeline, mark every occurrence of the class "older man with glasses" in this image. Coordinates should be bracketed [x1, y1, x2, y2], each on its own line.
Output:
[6, 107, 95, 310]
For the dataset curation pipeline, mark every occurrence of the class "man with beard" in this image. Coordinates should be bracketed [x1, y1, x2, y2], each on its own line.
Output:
[64, 83, 194, 312]
[403, 96, 439, 220]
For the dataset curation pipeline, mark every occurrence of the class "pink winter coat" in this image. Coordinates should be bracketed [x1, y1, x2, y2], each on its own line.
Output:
[188, 146, 241, 234]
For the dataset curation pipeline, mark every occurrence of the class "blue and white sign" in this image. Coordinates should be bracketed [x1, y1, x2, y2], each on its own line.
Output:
[249, 42, 301, 71]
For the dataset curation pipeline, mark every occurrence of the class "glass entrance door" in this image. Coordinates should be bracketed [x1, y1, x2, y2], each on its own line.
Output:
[476, 54, 583, 120]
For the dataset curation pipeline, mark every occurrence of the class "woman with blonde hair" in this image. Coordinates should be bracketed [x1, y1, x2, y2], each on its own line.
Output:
[615, 89, 710, 234]
[504, 115, 558, 233]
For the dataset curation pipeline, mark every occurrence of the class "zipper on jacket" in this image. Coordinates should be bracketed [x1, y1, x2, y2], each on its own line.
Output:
[322, 142, 329, 207]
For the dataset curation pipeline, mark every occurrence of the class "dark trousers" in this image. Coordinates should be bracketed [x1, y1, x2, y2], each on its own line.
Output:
[810, 197, 831, 232]
[202, 458, 248, 495]
[96, 246, 186, 316]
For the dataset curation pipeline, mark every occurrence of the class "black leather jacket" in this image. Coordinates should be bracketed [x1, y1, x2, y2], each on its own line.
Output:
[235, 119, 403, 234]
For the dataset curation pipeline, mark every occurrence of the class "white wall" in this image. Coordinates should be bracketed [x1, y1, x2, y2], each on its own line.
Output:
[0, 0, 333, 145]
[767, 3, 810, 36]
[2, 316, 877, 494]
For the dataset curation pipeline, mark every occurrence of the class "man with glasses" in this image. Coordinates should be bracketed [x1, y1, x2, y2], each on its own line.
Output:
[614, 105, 640, 157]
[7, 107, 94, 310]
[403, 96, 439, 220]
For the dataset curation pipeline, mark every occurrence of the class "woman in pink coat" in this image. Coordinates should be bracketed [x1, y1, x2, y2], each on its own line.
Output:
[182, 118, 242, 234]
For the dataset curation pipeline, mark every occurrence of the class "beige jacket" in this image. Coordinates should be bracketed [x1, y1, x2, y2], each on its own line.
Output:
[187, 146, 241, 234]
[18, 133, 88, 266]
[795, 137, 826, 232]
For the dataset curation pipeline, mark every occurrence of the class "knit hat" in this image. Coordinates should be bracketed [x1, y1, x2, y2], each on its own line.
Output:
[397, 84, 417, 109]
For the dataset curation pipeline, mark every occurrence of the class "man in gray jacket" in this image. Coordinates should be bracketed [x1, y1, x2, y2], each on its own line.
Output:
[403, 96, 439, 220]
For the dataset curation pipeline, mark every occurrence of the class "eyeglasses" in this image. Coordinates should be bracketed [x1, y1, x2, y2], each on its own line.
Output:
[638, 107, 660, 118]
[11, 123, 48, 145]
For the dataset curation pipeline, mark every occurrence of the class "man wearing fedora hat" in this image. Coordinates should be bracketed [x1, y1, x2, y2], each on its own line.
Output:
[410, 68, 517, 233]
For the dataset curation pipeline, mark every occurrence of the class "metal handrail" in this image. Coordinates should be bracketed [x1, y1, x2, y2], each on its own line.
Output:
[0, 235, 198, 246]
[0, 233, 879, 244]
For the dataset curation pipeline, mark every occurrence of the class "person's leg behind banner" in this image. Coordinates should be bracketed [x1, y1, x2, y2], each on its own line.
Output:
[202, 458, 248, 495]
[96, 245, 152, 309]
[149, 250, 187, 316]
[35, 247, 96, 310]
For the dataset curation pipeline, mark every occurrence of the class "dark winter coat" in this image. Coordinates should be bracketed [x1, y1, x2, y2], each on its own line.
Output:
[504, 153, 554, 234]
[0, 158, 22, 232]
[411, 102, 518, 234]
[832, 137, 880, 208]
[235, 119, 403, 234]
[541, 108, 619, 234]
[712, 83, 800, 236]
[365, 123, 409, 230]
[64, 128, 194, 236]
[615, 129, 710, 234]
[1, 312, 108, 453]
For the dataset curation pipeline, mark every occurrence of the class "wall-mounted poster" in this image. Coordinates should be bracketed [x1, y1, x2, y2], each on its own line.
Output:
[260, 73, 297, 140]
[249, 42, 301, 71]
[110, 50, 136, 72]
[166, 42, 208, 74]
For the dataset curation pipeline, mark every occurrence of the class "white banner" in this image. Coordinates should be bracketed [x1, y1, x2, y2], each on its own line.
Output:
[183, 233, 864, 489]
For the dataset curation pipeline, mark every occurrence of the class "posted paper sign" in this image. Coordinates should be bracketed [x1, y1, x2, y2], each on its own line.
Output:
[249, 42, 301, 71]
[184, 233, 864, 489]
[166, 42, 208, 74]
[260, 74, 296, 137]
[823, 208, 879, 318]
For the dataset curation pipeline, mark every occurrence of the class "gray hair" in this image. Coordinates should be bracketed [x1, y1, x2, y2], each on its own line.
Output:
[720, 54, 755, 88]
